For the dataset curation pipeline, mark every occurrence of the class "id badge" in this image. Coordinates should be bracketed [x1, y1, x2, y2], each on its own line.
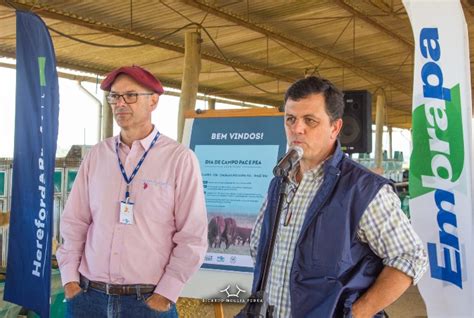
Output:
[120, 200, 134, 224]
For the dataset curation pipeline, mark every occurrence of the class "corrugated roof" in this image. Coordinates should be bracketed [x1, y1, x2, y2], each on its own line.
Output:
[1, 0, 473, 128]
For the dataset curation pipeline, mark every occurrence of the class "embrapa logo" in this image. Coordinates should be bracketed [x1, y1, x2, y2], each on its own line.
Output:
[410, 27, 464, 289]
[410, 84, 464, 199]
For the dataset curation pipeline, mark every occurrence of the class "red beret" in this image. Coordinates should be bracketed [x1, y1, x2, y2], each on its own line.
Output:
[100, 65, 164, 95]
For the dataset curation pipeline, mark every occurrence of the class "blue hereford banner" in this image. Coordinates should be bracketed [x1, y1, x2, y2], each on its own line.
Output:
[4, 11, 59, 318]
[403, 1, 473, 317]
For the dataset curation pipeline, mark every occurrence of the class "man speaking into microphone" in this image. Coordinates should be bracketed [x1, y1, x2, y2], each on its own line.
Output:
[248, 76, 427, 318]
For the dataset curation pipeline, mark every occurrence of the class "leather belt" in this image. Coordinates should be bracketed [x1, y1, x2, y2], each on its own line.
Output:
[80, 275, 155, 296]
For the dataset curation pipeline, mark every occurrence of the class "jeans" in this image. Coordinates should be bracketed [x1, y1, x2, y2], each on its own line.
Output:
[65, 283, 179, 318]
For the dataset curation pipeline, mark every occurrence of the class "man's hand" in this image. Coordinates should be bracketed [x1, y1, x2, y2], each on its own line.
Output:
[64, 282, 82, 300]
[351, 266, 412, 318]
[146, 293, 172, 312]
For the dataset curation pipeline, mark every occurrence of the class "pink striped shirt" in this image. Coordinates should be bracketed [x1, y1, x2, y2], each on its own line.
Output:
[56, 127, 208, 302]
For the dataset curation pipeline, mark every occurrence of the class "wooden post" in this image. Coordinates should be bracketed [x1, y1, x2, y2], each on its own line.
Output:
[374, 93, 385, 171]
[208, 98, 216, 110]
[102, 92, 113, 139]
[214, 303, 224, 318]
[388, 126, 393, 159]
[177, 31, 202, 142]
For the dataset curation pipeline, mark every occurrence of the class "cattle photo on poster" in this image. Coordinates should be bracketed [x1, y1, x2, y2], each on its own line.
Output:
[207, 213, 253, 254]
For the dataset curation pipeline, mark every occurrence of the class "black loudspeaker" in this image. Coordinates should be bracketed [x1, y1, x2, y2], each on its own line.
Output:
[340, 90, 372, 154]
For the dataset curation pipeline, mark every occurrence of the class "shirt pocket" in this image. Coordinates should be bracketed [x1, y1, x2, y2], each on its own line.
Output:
[310, 210, 352, 276]
[133, 179, 175, 224]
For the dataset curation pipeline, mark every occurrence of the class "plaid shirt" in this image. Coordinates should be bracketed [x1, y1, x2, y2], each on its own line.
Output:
[250, 162, 427, 318]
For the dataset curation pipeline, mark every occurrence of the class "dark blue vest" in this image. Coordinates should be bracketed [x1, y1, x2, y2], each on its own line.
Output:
[252, 145, 391, 317]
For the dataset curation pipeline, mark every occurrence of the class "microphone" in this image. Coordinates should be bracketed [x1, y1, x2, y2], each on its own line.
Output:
[273, 146, 303, 177]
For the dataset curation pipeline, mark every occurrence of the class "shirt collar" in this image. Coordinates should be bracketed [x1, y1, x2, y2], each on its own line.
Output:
[304, 161, 325, 181]
[323, 140, 344, 171]
[116, 125, 158, 150]
[289, 140, 344, 182]
[139, 125, 159, 149]
[289, 160, 325, 183]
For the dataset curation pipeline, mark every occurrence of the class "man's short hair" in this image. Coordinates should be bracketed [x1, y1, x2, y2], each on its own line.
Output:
[284, 76, 344, 122]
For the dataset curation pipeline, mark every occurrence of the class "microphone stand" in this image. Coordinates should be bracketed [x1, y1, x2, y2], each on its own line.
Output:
[237, 174, 291, 318]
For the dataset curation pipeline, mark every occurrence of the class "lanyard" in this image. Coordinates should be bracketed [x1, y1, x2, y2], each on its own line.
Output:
[115, 131, 160, 200]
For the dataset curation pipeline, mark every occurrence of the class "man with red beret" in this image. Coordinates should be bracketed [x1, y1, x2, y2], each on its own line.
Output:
[57, 65, 208, 317]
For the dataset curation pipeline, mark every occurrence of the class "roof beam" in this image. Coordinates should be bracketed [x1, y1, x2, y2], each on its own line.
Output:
[181, 0, 411, 95]
[335, 0, 413, 49]
[0, 0, 295, 84]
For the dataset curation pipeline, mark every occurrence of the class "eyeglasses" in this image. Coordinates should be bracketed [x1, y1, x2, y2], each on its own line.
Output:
[106, 92, 154, 104]
[282, 184, 298, 227]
